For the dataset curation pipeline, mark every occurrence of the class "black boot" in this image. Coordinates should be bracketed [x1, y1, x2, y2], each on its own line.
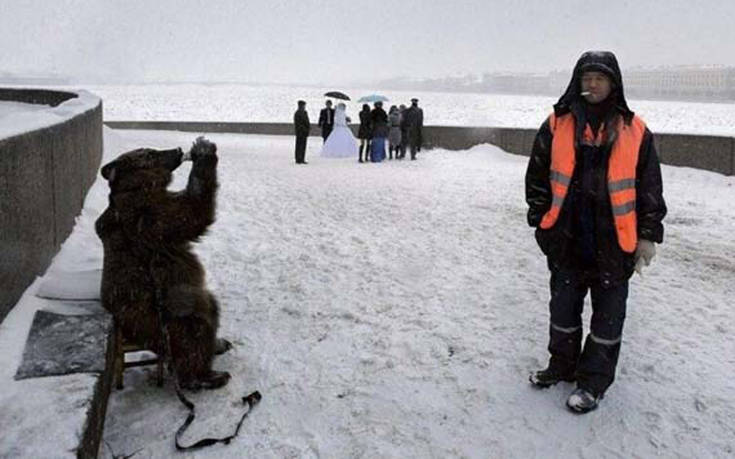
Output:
[359, 144, 364, 163]
[529, 366, 576, 388]
[566, 387, 602, 413]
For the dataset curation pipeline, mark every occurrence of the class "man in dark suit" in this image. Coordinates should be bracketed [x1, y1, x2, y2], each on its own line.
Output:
[318, 100, 335, 142]
[293, 100, 310, 164]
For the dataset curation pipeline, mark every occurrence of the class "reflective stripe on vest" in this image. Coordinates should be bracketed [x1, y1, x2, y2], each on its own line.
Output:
[539, 112, 645, 253]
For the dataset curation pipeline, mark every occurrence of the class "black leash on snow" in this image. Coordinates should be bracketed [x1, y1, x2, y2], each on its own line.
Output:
[149, 256, 262, 451]
[172, 388, 262, 450]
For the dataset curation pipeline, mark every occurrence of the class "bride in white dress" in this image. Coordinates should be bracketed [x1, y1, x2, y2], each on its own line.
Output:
[321, 102, 358, 158]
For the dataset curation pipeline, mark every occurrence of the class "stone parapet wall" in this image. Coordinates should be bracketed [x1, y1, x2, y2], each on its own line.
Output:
[0, 89, 103, 323]
[105, 121, 735, 176]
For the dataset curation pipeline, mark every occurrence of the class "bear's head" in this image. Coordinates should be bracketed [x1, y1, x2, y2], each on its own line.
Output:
[101, 146, 183, 193]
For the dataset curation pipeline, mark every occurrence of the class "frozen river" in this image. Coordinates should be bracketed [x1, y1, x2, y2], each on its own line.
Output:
[16, 83, 735, 137]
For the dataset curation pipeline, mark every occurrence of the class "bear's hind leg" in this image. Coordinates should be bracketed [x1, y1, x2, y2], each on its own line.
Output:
[206, 292, 232, 355]
[166, 316, 230, 390]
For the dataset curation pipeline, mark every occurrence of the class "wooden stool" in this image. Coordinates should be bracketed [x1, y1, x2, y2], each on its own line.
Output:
[113, 322, 165, 389]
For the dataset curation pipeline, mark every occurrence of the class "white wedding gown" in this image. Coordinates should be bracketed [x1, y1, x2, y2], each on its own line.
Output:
[321, 106, 358, 158]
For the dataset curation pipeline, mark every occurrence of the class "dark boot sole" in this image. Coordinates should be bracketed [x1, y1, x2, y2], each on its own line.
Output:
[566, 402, 598, 414]
[566, 396, 602, 414]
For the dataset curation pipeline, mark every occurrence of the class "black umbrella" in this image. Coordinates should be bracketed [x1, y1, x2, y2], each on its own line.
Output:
[324, 91, 350, 100]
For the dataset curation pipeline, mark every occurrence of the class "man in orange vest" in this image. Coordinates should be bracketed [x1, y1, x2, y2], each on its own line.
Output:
[525, 51, 666, 413]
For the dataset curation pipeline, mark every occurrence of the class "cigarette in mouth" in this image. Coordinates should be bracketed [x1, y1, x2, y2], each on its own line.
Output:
[580, 91, 592, 96]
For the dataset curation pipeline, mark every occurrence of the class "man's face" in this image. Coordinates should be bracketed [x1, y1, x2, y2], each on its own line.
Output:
[581, 71, 612, 104]
[326, 101, 332, 108]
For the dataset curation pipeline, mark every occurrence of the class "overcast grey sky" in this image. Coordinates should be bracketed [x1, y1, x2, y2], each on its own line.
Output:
[2, 0, 734, 85]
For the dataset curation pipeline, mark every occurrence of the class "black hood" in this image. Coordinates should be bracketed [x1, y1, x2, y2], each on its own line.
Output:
[553, 51, 633, 122]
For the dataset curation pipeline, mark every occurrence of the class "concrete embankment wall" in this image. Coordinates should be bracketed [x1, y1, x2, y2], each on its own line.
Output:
[104, 121, 734, 176]
[0, 89, 103, 323]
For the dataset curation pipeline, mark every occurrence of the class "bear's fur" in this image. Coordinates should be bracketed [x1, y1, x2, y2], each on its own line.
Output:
[95, 137, 229, 389]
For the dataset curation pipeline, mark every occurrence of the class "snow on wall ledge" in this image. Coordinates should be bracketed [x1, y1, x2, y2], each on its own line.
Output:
[0, 88, 103, 323]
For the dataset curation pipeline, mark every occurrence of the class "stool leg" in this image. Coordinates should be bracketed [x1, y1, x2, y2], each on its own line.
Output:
[114, 325, 124, 390]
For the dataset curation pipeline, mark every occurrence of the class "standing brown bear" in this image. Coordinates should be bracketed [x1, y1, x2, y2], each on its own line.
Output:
[96, 137, 230, 390]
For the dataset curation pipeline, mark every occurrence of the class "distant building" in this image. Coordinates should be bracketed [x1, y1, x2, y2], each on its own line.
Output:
[378, 66, 735, 102]
[625, 66, 735, 100]
[0, 72, 70, 85]
[481, 73, 550, 95]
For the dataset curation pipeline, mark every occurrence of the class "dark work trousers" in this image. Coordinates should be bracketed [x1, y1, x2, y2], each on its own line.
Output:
[547, 269, 629, 396]
[408, 129, 419, 160]
[295, 135, 307, 163]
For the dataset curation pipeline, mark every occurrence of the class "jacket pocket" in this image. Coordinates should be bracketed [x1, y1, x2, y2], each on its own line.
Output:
[535, 227, 552, 256]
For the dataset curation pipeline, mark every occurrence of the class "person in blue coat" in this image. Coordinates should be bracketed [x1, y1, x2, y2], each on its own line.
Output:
[369, 101, 388, 162]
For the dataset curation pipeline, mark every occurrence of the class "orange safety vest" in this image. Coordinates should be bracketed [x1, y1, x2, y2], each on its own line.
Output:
[538, 112, 646, 253]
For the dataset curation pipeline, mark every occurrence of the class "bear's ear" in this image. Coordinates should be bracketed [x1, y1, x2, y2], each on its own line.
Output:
[101, 162, 116, 181]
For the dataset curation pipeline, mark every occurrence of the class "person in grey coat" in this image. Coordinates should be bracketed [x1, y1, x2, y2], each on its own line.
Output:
[388, 105, 402, 160]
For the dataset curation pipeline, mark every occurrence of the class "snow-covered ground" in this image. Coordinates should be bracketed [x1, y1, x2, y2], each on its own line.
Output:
[49, 128, 729, 458]
[11, 83, 735, 136]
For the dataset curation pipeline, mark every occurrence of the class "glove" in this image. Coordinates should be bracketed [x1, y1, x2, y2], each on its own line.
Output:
[634, 239, 656, 276]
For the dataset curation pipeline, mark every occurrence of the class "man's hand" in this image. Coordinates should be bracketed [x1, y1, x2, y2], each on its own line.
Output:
[634, 239, 656, 275]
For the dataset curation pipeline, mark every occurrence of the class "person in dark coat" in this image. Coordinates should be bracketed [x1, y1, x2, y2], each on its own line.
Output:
[403, 99, 422, 160]
[293, 100, 310, 164]
[525, 51, 666, 413]
[358, 104, 372, 163]
[318, 100, 335, 142]
[413, 98, 424, 152]
[370, 101, 389, 162]
[398, 104, 408, 159]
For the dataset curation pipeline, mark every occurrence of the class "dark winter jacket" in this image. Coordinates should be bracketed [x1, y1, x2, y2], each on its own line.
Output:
[293, 109, 310, 137]
[525, 51, 667, 284]
[370, 107, 389, 138]
[358, 108, 372, 139]
[318, 107, 335, 129]
[403, 105, 422, 144]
